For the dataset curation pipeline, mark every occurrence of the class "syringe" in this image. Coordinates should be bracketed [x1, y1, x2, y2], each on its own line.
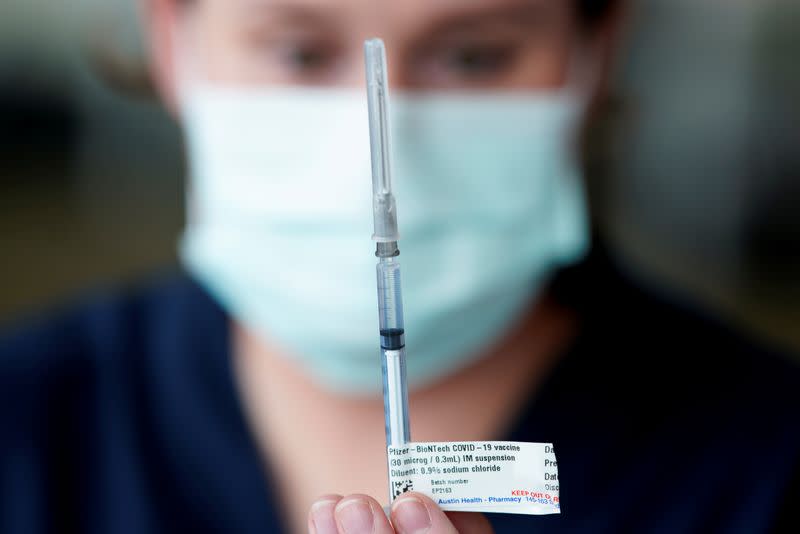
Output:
[364, 38, 411, 501]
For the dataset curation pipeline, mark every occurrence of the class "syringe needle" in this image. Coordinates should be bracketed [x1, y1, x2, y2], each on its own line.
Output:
[364, 38, 399, 245]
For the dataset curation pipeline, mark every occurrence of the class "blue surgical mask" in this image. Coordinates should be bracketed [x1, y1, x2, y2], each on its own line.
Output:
[180, 85, 589, 394]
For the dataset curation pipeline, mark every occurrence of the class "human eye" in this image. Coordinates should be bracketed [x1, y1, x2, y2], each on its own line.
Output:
[412, 35, 524, 88]
[438, 41, 518, 77]
[232, 12, 346, 85]
[274, 37, 341, 77]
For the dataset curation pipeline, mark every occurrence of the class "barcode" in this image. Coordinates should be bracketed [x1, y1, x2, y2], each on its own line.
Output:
[392, 480, 414, 498]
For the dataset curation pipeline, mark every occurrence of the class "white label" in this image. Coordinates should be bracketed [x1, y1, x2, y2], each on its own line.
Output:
[387, 441, 560, 515]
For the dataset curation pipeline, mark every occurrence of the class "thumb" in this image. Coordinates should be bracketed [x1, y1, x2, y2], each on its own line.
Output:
[390, 493, 494, 534]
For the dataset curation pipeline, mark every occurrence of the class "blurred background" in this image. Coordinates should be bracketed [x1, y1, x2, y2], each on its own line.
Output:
[0, 0, 798, 354]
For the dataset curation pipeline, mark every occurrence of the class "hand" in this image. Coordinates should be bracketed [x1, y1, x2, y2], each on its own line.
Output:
[308, 492, 494, 534]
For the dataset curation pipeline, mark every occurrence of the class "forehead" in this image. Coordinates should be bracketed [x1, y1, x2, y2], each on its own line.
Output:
[215, 0, 562, 33]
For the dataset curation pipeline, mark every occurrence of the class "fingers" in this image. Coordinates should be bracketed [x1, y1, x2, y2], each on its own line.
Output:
[309, 491, 495, 534]
[390, 492, 494, 534]
[308, 494, 342, 534]
[309, 494, 394, 534]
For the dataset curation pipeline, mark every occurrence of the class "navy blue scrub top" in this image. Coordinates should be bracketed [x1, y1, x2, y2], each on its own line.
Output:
[1, 245, 799, 533]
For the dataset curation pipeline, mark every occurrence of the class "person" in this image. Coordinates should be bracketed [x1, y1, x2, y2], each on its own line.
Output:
[1, 0, 799, 532]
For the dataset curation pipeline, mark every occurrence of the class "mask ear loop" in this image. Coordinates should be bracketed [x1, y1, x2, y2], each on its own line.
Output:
[564, 37, 605, 113]
[169, 7, 205, 227]
[170, 5, 201, 115]
[558, 41, 606, 160]
[548, 44, 602, 259]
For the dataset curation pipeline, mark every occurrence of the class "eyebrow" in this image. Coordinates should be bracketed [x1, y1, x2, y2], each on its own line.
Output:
[416, 1, 551, 38]
[237, 0, 343, 28]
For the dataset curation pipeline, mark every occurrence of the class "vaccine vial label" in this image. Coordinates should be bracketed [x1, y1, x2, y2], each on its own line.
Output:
[387, 441, 560, 515]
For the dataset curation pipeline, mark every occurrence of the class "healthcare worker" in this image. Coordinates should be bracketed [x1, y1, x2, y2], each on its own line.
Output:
[1, 0, 799, 533]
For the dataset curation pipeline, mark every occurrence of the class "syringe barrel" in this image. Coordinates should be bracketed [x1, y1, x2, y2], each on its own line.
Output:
[382, 347, 410, 448]
[377, 258, 410, 451]
[376, 258, 404, 335]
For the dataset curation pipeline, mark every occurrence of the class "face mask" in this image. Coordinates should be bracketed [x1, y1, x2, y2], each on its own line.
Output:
[179, 85, 589, 394]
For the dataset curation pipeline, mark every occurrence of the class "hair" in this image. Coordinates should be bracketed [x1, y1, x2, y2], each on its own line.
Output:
[577, 0, 619, 26]
[176, 0, 619, 25]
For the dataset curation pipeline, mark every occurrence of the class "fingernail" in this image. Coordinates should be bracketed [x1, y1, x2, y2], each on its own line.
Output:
[310, 499, 338, 534]
[337, 498, 375, 534]
[392, 497, 431, 534]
